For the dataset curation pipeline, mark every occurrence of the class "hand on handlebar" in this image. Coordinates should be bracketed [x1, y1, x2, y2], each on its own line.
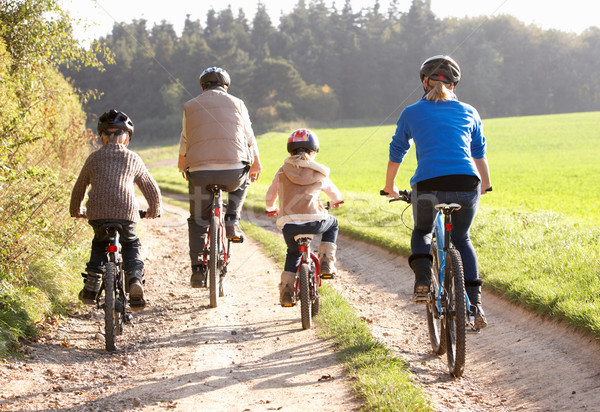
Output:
[327, 200, 344, 209]
[266, 208, 279, 217]
[380, 186, 400, 199]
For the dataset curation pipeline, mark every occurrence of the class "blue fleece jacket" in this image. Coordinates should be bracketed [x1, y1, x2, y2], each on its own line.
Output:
[389, 96, 486, 187]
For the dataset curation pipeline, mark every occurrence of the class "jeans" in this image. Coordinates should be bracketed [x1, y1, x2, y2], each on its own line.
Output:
[410, 189, 480, 281]
[187, 167, 249, 266]
[281, 215, 339, 273]
[87, 219, 143, 275]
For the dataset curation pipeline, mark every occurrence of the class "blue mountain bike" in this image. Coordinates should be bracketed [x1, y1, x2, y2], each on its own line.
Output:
[385, 190, 479, 377]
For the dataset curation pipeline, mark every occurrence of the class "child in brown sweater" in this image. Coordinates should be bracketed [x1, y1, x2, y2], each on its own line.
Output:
[265, 129, 343, 306]
[70, 109, 161, 309]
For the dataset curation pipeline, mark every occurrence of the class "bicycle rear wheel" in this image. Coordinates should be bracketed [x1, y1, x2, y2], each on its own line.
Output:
[426, 242, 447, 355]
[104, 262, 118, 351]
[209, 215, 220, 308]
[299, 263, 312, 329]
[444, 248, 467, 377]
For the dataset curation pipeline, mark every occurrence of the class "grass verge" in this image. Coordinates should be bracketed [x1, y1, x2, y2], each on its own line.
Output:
[243, 222, 432, 411]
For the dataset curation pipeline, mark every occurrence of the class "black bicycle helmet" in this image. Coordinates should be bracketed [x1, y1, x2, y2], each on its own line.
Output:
[199, 67, 231, 89]
[287, 128, 319, 154]
[419, 55, 461, 86]
[97, 109, 134, 138]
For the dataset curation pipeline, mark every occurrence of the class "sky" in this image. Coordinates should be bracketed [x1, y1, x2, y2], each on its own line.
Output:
[61, 0, 598, 45]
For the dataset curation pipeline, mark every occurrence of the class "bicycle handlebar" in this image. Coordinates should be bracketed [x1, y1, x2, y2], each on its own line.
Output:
[380, 190, 411, 204]
[266, 200, 344, 217]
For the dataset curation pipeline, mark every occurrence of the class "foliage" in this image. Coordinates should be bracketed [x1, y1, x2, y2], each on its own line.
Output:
[0, 0, 107, 356]
[63, 1, 600, 142]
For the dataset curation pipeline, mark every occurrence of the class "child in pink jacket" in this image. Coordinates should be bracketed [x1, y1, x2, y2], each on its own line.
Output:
[266, 129, 343, 306]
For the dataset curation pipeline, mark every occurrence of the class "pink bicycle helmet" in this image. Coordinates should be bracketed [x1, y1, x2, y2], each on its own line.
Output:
[287, 128, 319, 153]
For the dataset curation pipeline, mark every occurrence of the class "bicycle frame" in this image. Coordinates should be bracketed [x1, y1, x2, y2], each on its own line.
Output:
[432, 210, 473, 316]
[295, 236, 322, 329]
[432, 209, 474, 323]
[203, 187, 230, 268]
[204, 185, 232, 308]
[297, 239, 322, 288]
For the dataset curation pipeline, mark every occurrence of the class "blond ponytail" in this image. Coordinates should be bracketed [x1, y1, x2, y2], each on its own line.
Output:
[425, 79, 456, 102]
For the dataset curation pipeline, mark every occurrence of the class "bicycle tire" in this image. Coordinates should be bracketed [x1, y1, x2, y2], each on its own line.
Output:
[444, 248, 467, 377]
[104, 262, 117, 351]
[209, 214, 220, 308]
[426, 242, 447, 355]
[299, 263, 312, 329]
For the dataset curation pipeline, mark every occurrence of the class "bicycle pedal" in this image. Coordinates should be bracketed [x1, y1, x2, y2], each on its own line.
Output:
[320, 274, 334, 279]
[231, 237, 244, 243]
[413, 293, 429, 304]
[467, 328, 481, 334]
[281, 303, 294, 307]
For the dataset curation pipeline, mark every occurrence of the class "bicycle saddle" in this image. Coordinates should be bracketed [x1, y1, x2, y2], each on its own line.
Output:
[206, 184, 228, 192]
[434, 203, 461, 211]
[102, 222, 123, 233]
[294, 234, 314, 242]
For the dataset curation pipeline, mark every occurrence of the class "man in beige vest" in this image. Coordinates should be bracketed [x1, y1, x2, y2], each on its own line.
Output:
[178, 67, 262, 288]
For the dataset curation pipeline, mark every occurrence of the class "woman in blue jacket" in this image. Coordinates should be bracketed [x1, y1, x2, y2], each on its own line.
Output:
[383, 55, 492, 329]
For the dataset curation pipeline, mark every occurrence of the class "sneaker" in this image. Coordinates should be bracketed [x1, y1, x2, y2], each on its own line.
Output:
[471, 305, 488, 330]
[413, 283, 429, 304]
[225, 222, 245, 242]
[78, 288, 97, 305]
[191, 265, 207, 288]
[129, 279, 146, 310]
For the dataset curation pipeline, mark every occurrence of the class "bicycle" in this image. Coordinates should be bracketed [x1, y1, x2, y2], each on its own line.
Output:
[91, 210, 148, 352]
[203, 184, 242, 308]
[268, 201, 341, 330]
[383, 190, 478, 377]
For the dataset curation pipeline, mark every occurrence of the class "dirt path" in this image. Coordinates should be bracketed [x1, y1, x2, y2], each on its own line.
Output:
[2, 199, 600, 411]
[0, 204, 359, 411]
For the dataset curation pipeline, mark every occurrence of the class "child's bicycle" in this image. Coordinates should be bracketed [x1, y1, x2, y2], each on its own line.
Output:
[91, 210, 148, 352]
[203, 184, 243, 308]
[268, 201, 341, 330]
[383, 190, 479, 377]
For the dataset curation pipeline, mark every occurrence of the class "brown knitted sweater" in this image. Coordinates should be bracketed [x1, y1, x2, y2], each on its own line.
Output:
[70, 143, 162, 221]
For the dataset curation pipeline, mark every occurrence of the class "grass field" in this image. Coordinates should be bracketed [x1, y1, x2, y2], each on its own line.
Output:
[139, 111, 600, 338]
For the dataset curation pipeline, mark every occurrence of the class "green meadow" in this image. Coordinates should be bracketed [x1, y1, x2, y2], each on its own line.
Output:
[142, 111, 600, 338]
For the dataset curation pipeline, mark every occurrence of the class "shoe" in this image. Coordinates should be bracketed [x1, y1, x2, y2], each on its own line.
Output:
[466, 279, 487, 329]
[191, 265, 207, 288]
[279, 271, 296, 306]
[318, 242, 337, 278]
[471, 305, 488, 330]
[281, 292, 293, 307]
[225, 222, 245, 242]
[129, 279, 146, 310]
[78, 272, 101, 305]
[78, 288, 97, 305]
[409, 254, 432, 304]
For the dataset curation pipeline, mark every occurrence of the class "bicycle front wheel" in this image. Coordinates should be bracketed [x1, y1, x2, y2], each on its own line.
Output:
[104, 262, 118, 351]
[426, 242, 447, 355]
[299, 263, 312, 330]
[444, 248, 467, 377]
[209, 215, 220, 308]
